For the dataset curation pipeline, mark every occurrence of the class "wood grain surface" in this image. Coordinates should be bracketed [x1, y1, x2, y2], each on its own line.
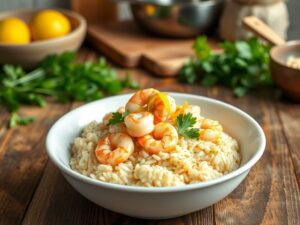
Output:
[87, 21, 219, 77]
[71, 0, 117, 24]
[0, 47, 299, 225]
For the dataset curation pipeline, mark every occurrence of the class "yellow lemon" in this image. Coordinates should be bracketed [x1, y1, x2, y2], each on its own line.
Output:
[30, 10, 71, 41]
[0, 17, 30, 44]
[145, 5, 156, 16]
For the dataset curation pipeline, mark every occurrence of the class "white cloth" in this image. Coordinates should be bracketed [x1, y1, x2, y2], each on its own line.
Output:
[234, 0, 282, 5]
[219, 0, 289, 41]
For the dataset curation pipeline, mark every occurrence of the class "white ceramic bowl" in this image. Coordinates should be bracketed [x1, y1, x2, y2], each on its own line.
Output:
[46, 93, 266, 219]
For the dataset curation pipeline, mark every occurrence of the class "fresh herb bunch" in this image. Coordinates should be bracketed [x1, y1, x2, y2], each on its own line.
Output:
[178, 36, 273, 97]
[0, 52, 139, 127]
[176, 113, 199, 139]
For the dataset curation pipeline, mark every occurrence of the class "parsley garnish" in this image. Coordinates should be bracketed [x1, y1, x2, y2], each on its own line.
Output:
[108, 111, 129, 126]
[176, 113, 199, 139]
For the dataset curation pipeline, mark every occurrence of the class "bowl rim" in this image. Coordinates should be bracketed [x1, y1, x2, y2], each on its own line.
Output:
[270, 40, 300, 73]
[46, 92, 266, 193]
[0, 8, 87, 47]
[127, 0, 223, 6]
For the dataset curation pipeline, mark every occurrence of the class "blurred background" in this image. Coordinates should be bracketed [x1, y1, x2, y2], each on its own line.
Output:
[0, 0, 298, 39]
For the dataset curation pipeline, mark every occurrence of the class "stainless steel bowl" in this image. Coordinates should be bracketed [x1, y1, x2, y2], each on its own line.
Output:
[127, 0, 224, 38]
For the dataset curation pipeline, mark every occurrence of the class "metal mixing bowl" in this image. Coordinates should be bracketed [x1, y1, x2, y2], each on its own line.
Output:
[127, 0, 224, 38]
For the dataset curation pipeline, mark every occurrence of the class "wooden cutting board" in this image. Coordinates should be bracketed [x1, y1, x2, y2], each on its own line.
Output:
[88, 21, 219, 76]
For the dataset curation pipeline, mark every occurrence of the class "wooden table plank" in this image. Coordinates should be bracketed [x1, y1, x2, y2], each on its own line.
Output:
[1, 47, 300, 225]
[276, 101, 300, 184]
[0, 101, 72, 225]
[0, 46, 94, 225]
[0, 106, 12, 145]
[21, 161, 106, 225]
[206, 88, 300, 225]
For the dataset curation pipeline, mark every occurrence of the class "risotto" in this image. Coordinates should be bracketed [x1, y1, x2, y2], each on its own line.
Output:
[70, 89, 241, 187]
[287, 56, 300, 70]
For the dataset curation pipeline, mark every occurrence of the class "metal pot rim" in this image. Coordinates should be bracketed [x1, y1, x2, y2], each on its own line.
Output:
[114, 0, 221, 6]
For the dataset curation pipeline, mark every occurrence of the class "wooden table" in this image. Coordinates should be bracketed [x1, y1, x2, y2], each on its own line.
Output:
[0, 47, 299, 225]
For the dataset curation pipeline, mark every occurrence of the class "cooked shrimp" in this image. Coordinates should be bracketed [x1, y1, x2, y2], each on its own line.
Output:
[199, 129, 221, 143]
[125, 88, 159, 113]
[198, 118, 223, 143]
[102, 107, 126, 126]
[117, 106, 125, 114]
[199, 118, 223, 131]
[102, 112, 127, 133]
[95, 133, 134, 166]
[109, 123, 127, 134]
[124, 112, 155, 137]
[102, 107, 127, 133]
[137, 122, 178, 154]
[103, 112, 113, 126]
[125, 88, 176, 123]
[151, 94, 176, 123]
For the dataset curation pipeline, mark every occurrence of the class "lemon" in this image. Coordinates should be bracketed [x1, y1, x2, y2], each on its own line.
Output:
[0, 17, 30, 44]
[145, 5, 156, 16]
[30, 10, 71, 41]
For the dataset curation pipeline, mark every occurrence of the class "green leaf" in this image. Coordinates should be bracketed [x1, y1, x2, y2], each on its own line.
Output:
[201, 75, 218, 87]
[176, 113, 199, 139]
[178, 60, 198, 84]
[235, 41, 252, 59]
[182, 128, 200, 139]
[201, 61, 213, 73]
[233, 86, 248, 97]
[108, 111, 129, 126]
[234, 58, 247, 68]
[122, 72, 139, 89]
[9, 112, 35, 128]
[17, 116, 35, 125]
[193, 36, 211, 60]
[9, 112, 18, 128]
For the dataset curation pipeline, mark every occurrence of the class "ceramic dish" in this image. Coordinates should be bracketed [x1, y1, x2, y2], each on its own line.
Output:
[0, 9, 86, 68]
[46, 93, 266, 219]
[243, 16, 300, 101]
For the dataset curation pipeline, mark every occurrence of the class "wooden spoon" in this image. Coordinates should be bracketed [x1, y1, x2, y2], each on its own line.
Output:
[242, 16, 285, 46]
[243, 16, 300, 101]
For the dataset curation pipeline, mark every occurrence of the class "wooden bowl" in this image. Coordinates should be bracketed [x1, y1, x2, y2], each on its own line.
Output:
[270, 41, 300, 101]
[0, 9, 87, 68]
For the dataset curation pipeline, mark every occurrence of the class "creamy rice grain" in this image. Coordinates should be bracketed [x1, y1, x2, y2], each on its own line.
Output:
[70, 118, 241, 187]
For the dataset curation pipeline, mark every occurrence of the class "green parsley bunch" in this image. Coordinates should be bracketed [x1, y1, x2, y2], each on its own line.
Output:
[0, 52, 139, 127]
[179, 36, 273, 97]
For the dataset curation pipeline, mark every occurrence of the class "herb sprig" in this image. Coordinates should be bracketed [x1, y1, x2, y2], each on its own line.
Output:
[108, 111, 129, 126]
[178, 36, 273, 97]
[0, 52, 139, 128]
[176, 113, 199, 139]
